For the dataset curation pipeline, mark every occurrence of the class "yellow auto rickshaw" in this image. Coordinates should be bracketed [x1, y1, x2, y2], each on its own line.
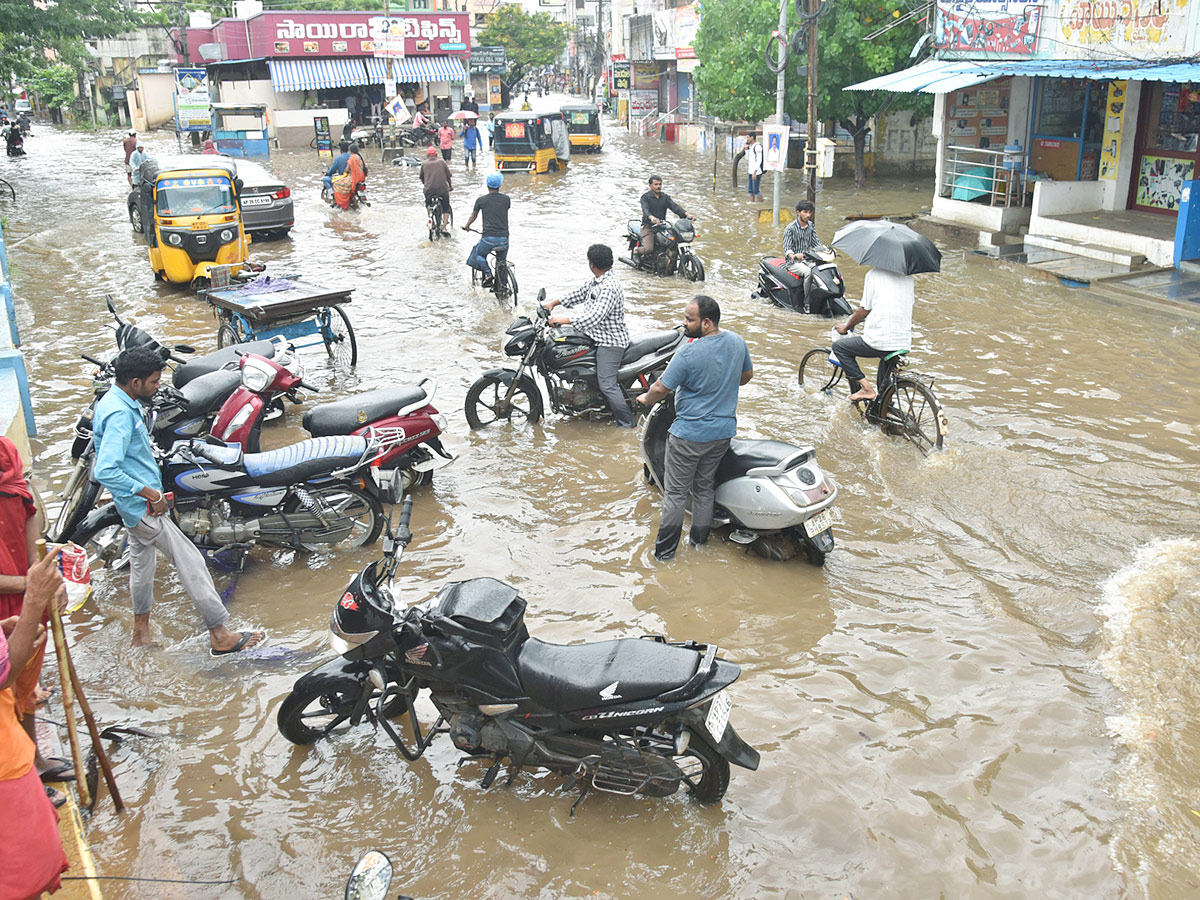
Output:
[493, 112, 570, 174]
[137, 156, 251, 287]
[562, 104, 602, 153]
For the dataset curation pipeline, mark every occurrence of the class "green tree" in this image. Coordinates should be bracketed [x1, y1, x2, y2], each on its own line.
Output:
[475, 5, 566, 105]
[28, 64, 78, 110]
[694, 0, 930, 187]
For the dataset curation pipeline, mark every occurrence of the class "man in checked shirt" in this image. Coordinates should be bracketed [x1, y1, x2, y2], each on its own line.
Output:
[783, 199, 822, 306]
[540, 244, 635, 428]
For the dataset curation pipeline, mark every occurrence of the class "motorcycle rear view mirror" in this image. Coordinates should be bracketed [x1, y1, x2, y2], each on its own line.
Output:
[537, 287, 547, 303]
[173, 344, 196, 354]
[344, 850, 394, 900]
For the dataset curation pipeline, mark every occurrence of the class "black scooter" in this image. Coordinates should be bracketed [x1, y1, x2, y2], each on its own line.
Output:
[752, 247, 852, 317]
[278, 475, 760, 812]
[5, 131, 23, 157]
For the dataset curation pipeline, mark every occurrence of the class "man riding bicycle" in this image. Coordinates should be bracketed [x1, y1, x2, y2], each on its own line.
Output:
[419, 146, 453, 236]
[832, 265, 915, 402]
[462, 173, 510, 288]
[634, 175, 693, 262]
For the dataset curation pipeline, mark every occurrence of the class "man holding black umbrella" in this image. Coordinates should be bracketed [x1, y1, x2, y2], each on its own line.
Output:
[832, 266, 914, 402]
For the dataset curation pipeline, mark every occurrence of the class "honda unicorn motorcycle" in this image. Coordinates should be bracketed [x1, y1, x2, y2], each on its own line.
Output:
[278, 476, 759, 811]
[640, 397, 838, 565]
[752, 247, 852, 317]
[465, 290, 683, 428]
[71, 428, 406, 573]
[619, 218, 705, 282]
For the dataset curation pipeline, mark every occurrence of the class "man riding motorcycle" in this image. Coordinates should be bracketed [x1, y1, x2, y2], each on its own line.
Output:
[634, 175, 693, 262]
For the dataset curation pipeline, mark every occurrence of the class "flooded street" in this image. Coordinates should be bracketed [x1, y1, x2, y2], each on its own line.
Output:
[7, 96, 1200, 898]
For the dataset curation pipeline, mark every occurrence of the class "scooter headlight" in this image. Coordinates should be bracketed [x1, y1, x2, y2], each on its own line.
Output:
[219, 228, 235, 243]
[240, 357, 275, 393]
[166, 232, 184, 246]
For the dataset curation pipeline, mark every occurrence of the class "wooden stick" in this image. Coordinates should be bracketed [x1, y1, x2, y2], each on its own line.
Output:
[37, 539, 90, 809]
[64, 649, 124, 811]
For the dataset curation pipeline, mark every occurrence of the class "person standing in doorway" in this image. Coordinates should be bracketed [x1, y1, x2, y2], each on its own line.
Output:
[438, 121, 455, 162]
[745, 132, 764, 201]
[636, 296, 753, 561]
[92, 346, 265, 654]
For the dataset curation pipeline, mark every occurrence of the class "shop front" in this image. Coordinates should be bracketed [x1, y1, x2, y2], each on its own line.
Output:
[1129, 82, 1200, 214]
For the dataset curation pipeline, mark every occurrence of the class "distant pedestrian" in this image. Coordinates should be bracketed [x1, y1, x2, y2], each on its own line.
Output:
[486, 113, 496, 148]
[438, 121, 455, 162]
[129, 141, 148, 188]
[745, 133, 764, 201]
[122, 130, 137, 186]
[463, 120, 481, 170]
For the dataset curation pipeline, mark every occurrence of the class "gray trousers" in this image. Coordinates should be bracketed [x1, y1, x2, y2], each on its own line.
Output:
[832, 335, 890, 391]
[596, 345, 635, 427]
[655, 433, 730, 559]
[128, 515, 228, 630]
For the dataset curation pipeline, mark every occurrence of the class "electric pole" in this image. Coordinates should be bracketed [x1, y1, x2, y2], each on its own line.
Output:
[807, 0, 818, 201]
[770, 0, 787, 224]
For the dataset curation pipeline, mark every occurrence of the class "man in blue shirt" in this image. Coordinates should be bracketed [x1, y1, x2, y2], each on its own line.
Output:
[637, 295, 753, 560]
[322, 140, 352, 194]
[93, 346, 264, 654]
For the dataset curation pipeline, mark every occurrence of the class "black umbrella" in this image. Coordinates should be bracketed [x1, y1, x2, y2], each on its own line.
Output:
[831, 220, 942, 275]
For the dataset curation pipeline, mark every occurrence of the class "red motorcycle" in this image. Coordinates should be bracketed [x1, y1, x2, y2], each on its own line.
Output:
[210, 349, 317, 451]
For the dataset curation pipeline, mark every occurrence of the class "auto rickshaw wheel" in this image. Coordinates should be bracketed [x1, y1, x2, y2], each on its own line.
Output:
[549, 160, 558, 172]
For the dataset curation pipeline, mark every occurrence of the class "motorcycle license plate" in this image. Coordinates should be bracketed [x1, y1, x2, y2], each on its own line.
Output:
[241, 196, 272, 207]
[803, 509, 833, 538]
[705, 691, 732, 742]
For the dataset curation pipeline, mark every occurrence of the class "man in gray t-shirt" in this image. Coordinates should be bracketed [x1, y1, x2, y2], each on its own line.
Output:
[637, 295, 753, 560]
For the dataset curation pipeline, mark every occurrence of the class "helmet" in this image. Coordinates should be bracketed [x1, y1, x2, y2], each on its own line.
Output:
[486, 173, 503, 189]
[426, 146, 437, 156]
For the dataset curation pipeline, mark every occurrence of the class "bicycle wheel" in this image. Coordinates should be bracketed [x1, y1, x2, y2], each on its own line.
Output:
[495, 262, 518, 305]
[798, 348, 842, 394]
[322, 306, 358, 367]
[878, 377, 945, 454]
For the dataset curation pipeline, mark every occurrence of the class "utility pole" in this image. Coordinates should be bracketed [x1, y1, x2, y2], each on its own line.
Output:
[806, 0, 818, 201]
[770, 0, 787, 224]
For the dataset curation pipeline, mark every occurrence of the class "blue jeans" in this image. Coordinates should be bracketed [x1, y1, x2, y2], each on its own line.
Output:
[467, 236, 508, 277]
[747, 173, 762, 196]
[322, 175, 333, 192]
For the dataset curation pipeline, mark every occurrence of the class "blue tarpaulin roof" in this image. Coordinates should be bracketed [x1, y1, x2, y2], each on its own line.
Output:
[847, 58, 1200, 94]
[363, 56, 466, 84]
[268, 58, 369, 92]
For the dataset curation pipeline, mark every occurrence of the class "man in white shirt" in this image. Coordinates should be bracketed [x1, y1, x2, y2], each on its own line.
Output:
[832, 267, 915, 401]
[745, 132, 764, 201]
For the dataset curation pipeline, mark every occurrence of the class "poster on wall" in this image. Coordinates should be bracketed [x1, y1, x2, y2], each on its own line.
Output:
[1135, 155, 1196, 210]
[1098, 80, 1127, 180]
[630, 90, 658, 117]
[673, 5, 698, 59]
[1058, 0, 1188, 56]
[935, 1, 1040, 53]
[763, 123, 789, 172]
[946, 79, 1010, 149]
[174, 68, 210, 131]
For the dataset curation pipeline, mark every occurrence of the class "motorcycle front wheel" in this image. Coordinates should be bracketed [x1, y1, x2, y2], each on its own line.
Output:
[278, 677, 409, 744]
[53, 471, 101, 544]
[679, 253, 705, 282]
[284, 484, 383, 551]
[464, 373, 543, 429]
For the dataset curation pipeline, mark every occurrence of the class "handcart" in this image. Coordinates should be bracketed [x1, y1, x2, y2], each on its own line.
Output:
[206, 275, 356, 367]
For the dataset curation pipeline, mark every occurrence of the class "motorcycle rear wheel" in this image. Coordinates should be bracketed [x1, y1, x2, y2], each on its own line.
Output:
[284, 484, 383, 551]
[69, 517, 129, 574]
[464, 373, 543, 429]
[675, 728, 730, 803]
[54, 473, 101, 544]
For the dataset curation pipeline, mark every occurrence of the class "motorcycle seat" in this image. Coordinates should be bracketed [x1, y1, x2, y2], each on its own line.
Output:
[621, 330, 680, 365]
[717, 439, 810, 481]
[627, 219, 643, 238]
[304, 385, 429, 437]
[178, 368, 241, 418]
[518, 637, 703, 713]
[761, 257, 801, 283]
[173, 342, 277, 387]
[242, 435, 368, 486]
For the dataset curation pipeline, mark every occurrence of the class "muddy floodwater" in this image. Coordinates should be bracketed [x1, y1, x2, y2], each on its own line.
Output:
[6, 95, 1200, 898]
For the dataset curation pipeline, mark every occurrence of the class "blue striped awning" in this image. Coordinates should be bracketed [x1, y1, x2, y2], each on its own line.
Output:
[848, 58, 1200, 95]
[268, 58, 370, 92]
[363, 55, 466, 84]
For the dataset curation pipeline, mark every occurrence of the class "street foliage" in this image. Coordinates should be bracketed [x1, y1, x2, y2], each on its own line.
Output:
[475, 5, 566, 96]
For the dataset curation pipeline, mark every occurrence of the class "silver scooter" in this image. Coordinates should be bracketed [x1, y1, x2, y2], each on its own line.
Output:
[639, 397, 837, 565]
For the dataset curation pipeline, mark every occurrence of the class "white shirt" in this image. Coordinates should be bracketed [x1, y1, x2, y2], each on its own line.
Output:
[746, 141, 764, 176]
[860, 268, 915, 352]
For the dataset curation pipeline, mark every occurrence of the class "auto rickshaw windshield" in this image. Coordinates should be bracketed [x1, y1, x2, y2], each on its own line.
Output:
[156, 176, 236, 217]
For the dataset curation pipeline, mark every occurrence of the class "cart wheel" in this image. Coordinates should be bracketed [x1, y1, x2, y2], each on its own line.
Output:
[217, 323, 239, 348]
[322, 306, 358, 367]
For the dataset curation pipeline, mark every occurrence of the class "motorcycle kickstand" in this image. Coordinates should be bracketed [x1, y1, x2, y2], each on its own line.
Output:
[569, 782, 593, 818]
[505, 744, 535, 787]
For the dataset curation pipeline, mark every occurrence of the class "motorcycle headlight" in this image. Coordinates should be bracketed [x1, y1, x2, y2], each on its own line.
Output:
[166, 233, 183, 246]
[240, 357, 274, 393]
[329, 631, 355, 655]
[219, 229, 235, 243]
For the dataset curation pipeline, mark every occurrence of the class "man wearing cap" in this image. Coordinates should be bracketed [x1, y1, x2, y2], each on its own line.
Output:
[123, 130, 137, 185]
[462, 173, 509, 287]
[419, 145, 453, 235]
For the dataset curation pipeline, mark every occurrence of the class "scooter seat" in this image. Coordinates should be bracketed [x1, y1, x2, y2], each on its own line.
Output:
[173, 341, 277, 387]
[303, 386, 428, 437]
[621, 330, 680, 365]
[717, 438, 808, 481]
[177, 368, 241, 418]
[242, 435, 368, 486]
[761, 256, 801, 283]
[518, 637, 703, 713]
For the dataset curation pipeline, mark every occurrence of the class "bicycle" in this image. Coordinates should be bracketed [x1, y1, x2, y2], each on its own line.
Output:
[465, 227, 518, 306]
[797, 338, 947, 455]
[426, 196, 453, 241]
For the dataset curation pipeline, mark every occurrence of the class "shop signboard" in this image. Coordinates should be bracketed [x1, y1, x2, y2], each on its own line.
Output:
[674, 5, 698, 59]
[489, 75, 502, 106]
[630, 89, 658, 117]
[935, 1, 1040, 54]
[1057, 0, 1187, 56]
[632, 62, 660, 90]
[314, 115, 332, 159]
[652, 9, 675, 60]
[238, 12, 470, 58]
[470, 46, 507, 74]
[174, 67, 210, 132]
[612, 59, 631, 92]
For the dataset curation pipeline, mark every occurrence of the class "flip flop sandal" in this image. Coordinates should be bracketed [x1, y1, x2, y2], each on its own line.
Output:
[45, 785, 67, 808]
[210, 631, 266, 657]
[40, 760, 77, 783]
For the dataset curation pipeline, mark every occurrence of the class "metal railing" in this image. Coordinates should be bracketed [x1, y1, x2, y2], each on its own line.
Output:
[941, 144, 1030, 208]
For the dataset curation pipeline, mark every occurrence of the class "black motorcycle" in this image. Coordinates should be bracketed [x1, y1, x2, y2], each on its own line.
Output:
[619, 218, 704, 282]
[5, 131, 23, 157]
[752, 247, 852, 317]
[400, 123, 438, 147]
[278, 478, 759, 811]
[464, 289, 683, 428]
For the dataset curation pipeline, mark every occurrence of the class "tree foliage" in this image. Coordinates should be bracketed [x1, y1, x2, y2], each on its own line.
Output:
[475, 5, 565, 91]
[29, 64, 78, 110]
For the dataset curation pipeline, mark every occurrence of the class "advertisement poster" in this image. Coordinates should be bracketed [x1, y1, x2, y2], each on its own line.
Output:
[612, 60, 631, 92]
[314, 115, 332, 159]
[370, 18, 406, 58]
[1135, 155, 1195, 210]
[945, 79, 1010, 149]
[674, 5, 698, 58]
[1098, 80, 1127, 180]
[763, 124, 789, 172]
[630, 90, 658, 117]
[1058, 0, 1188, 55]
[935, 1, 1041, 54]
[489, 75, 502, 107]
[652, 9, 675, 60]
[632, 62, 660, 90]
[174, 68, 211, 131]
